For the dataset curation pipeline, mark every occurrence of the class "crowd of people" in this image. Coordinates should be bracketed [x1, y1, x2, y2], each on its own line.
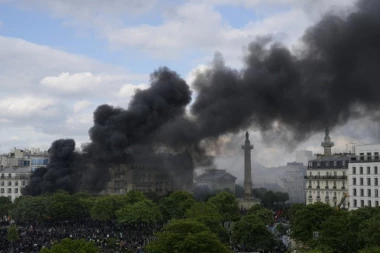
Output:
[0, 219, 157, 253]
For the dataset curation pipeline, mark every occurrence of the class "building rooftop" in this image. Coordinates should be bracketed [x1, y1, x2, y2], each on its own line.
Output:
[0, 166, 33, 173]
[195, 169, 237, 181]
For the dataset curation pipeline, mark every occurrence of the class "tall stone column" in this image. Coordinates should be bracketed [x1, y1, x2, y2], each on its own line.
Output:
[242, 131, 253, 200]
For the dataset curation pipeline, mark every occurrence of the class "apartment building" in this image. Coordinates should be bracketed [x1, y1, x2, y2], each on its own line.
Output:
[0, 166, 31, 201]
[348, 144, 380, 210]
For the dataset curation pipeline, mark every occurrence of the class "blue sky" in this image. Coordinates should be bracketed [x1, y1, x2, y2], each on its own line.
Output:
[0, 0, 361, 166]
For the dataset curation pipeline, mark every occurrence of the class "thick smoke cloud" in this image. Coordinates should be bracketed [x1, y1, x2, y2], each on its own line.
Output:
[23, 139, 84, 195]
[24, 0, 380, 195]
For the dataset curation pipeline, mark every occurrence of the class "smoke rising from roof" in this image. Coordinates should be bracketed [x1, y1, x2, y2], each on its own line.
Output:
[24, 0, 380, 195]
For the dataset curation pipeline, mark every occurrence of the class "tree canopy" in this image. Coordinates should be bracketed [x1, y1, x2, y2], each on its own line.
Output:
[146, 219, 232, 253]
[40, 239, 98, 253]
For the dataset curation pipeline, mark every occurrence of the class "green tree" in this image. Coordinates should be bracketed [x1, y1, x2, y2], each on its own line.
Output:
[208, 191, 239, 222]
[186, 202, 229, 242]
[291, 203, 335, 243]
[125, 190, 148, 204]
[116, 200, 162, 225]
[48, 191, 88, 220]
[232, 214, 277, 251]
[90, 195, 129, 221]
[318, 211, 357, 253]
[146, 219, 232, 253]
[159, 191, 195, 220]
[247, 205, 274, 225]
[287, 203, 306, 223]
[40, 238, 98, 253]
[10, 196, 50, 221]
[359, 213, 380, 248]
[359, 248, 380, 253]
[0, 196, 12, 217]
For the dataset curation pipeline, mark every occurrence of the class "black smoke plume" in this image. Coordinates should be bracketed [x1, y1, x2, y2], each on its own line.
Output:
[24, 0, 380, 195]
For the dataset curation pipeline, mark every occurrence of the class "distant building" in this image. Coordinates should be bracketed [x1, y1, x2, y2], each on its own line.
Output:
[305, 128, 349, 207]
[348, 144, 380, 210]
[296, 151, 313, 166]
[194, 169, 237, 192]
[0, 166, 31, 201]
[0, 147, 49, 171]
[280, 162, 306, 203]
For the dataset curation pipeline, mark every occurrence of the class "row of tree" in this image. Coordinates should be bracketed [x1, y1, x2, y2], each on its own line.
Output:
[289, 203, 380, 253]
[2, 190, 285, 252]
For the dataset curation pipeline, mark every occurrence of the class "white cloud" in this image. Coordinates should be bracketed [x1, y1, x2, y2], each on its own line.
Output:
[117, 83, 149, 98]
[73, 100, 93, 113]
[0, 96, 60, 119]
[41, 72, 100, 94]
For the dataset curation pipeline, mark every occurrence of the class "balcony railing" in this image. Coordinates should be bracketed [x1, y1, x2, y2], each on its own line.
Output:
[304, 175, 347, 180]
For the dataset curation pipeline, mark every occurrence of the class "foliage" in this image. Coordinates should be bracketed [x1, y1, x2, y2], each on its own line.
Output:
[90, 195, 125, 221]
[318, 211, 357, 253]
[146, 219, 232, 253]
[7, 224, 19, 242]
[232, 214, 277, 251]
[252, 188, 289, 208]
[276, 223, 287, 236]
[124, 190, 148, 204]
[159, 191, 195, 220]
[359, 213, 380, 248]
[207, 191, 239, 222]
[287, 203, 306, 222]
[186, 202, 228, 242]
[359, 248, 380, 253]
[247, 205, 274, 225]
[0, 196, 12, 217]
[10, 196, 50, 221]
[116, 200, 162, 225]
[48, 191, 88, 220]
[40, 238, 98, 253]
[291, 202, 335, 243]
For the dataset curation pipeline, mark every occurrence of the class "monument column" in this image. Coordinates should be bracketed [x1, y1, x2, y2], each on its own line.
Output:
[242, 131, 254, 200]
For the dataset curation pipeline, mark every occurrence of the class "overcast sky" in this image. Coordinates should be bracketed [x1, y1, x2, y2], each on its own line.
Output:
[2, 0, 376, 167]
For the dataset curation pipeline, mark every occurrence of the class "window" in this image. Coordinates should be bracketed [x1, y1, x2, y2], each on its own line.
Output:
[353, 178, 357, 185]
[22, 181, 25, 186]
[334, 161, 337, 166]
[14, 188, 18, 194]
[317, 162, 321, 167]
[326, 161, 330, 166]
[342, 182, 345, 189]
[368, 178, 371, 186]
[354, 199, 357, 207]
[376, 167, 379, 174]
[353, 188, 357, 196]
[375, 189, 378, 197]
[361, 189, 364, 196]
[375, 152, 379, 160]
[360, 167, 363, 174]
[376, 178, 378, 186]
[360, 178, 364, 185]
[367, 167, 371, 174]
[0, 181, 3, 186]
[376, 201, 379, 207]
[7, 181, 11, 186]
[368, 189, 371, 197]
[0, 188, 3, 193]
[361, 200, 364, 207]
[333, 181, 337, 188]
[367, 152, 372, 160]
[360, 153, 365, 160]
[7, 188, 11, 193]
[368, 200, 372, 207]
[15, 181, 18, 186]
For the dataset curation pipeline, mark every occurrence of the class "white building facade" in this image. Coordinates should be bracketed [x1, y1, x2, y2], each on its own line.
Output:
[0, 167, 31, 201]
[305, 128, 349, 208]
[348, 144, 380, 210]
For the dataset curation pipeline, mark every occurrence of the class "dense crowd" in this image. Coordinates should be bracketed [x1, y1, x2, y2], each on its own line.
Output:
[0, 219, 157, 253]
